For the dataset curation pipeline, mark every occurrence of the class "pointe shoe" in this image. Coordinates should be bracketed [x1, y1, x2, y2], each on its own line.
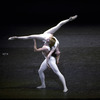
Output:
[71, 15, 78, 20]
[69, 15, 78, 21]
[37, 85, 46, 89]
[63, 88, 68, 92]
[8, 37, 12, 40]
[8, 36, 17, 40]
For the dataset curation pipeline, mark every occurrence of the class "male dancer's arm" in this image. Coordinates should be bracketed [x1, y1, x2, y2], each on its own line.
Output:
[55, 47, 61, 64]
[33, 39, 51, 68]
[46, 45, 60, 65]
[33, 39, 47, 52]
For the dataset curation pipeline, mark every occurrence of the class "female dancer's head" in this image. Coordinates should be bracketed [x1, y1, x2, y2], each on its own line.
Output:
[46, 36, 56, 48]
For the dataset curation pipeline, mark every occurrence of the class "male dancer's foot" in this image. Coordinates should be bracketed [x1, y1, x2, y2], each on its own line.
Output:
[63, 88, 68, 92]
[37, 85, 46, 89]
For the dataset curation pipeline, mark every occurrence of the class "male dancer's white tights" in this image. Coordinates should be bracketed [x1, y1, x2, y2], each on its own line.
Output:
[37, 56, 68, 92]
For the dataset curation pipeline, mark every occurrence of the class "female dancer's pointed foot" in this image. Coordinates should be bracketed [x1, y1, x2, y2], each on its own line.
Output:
[63, 88, 68, 92]
[72, 15, 78, 20]
[37, 85, 46, 89]
[69, 15, 78, 21]
[8, 36, 17, 40]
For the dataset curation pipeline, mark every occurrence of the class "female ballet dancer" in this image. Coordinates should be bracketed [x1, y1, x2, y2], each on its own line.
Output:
[8, 15, 77, 63]
[8, 15, 77, 51]
[33, 37, 68, 92]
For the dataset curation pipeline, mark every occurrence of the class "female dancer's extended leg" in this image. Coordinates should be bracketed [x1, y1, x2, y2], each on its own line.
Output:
[43, 15, 77, 35]
[8, 15, 77, 41]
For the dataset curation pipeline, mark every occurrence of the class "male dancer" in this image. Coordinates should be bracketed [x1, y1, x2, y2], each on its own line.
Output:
[33, 37, 68, 92]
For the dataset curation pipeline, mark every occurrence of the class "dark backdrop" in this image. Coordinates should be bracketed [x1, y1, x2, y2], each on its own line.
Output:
[0, 1, 100, 98]
[0, 0, 100, 40]
[0, 0, 100, 26]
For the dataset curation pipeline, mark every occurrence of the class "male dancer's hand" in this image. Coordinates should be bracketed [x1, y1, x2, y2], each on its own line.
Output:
[46, 57, 51, 69]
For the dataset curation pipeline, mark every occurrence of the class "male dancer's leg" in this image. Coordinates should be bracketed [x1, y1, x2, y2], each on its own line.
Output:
[48, 57, 68, 92]
[37, 59, 48, 88]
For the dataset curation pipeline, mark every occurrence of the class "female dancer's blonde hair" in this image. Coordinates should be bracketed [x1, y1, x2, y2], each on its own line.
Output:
[49, 37, 56, 49]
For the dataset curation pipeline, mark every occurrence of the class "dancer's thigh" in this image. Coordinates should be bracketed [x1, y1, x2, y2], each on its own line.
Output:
[39, 59, 47, 72]
[48, 57, 60, 73]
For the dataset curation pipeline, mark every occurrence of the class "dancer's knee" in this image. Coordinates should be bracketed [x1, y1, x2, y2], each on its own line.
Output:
[38, 69, 42, 74]
[38, 68, 44, 74]
[56, 71, 64, 78]
[53, 70, 60, 76]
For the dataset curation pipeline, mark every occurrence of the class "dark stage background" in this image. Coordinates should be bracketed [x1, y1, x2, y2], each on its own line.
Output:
[0, 0, 100, 99]
[0, 0, 100, 25]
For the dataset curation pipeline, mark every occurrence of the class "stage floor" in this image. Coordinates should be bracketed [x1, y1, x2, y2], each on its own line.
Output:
[0, 25, 100, 99]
